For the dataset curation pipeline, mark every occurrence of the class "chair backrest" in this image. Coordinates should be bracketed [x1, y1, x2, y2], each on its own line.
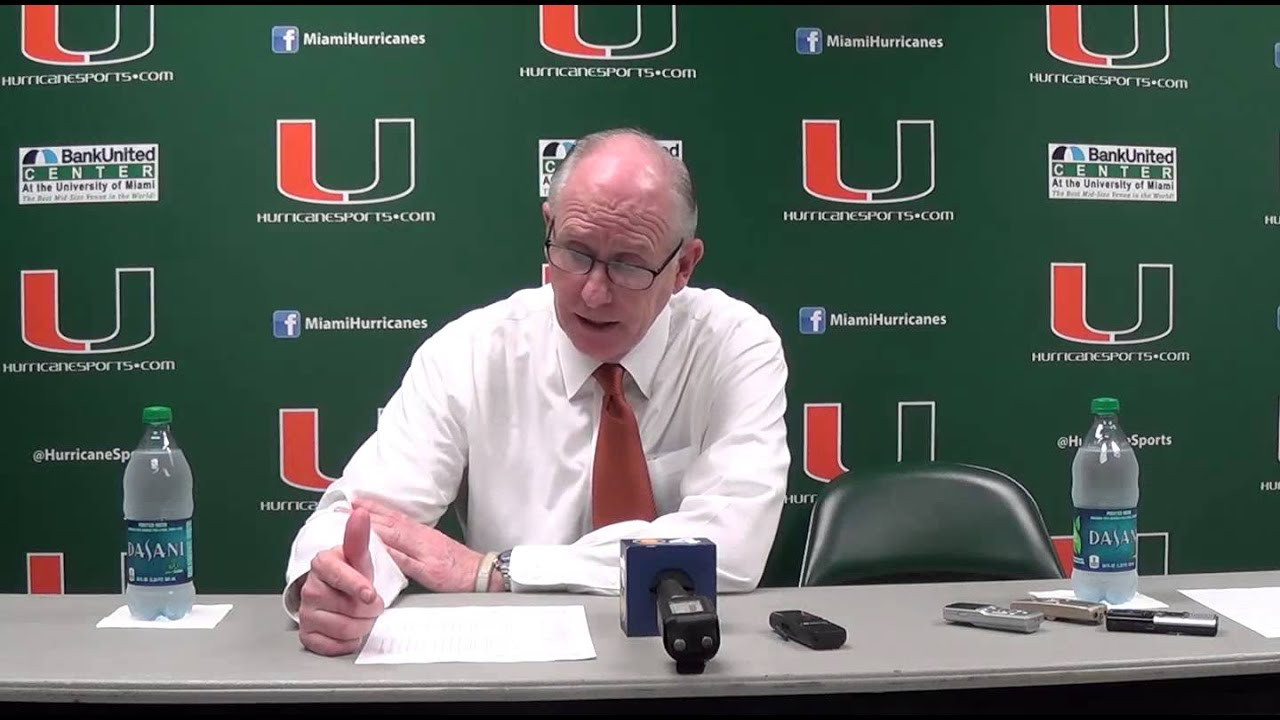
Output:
[798, 462, 1065, 587]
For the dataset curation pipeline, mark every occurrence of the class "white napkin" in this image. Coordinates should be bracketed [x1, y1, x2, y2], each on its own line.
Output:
[96, 604, 233, 629]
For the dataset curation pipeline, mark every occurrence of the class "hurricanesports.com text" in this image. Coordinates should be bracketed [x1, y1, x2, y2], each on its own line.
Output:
[519, 66, 696, 80]
[783, 210, 955, 223]
[260, 501, 320, 512]
[256, 211, 436, 224]
[2, 70, 175, 88]
[786, 494, 818, 505]
[1028, 72, 1188, 90]
[1030, 351, 1190, 363]
[3, 360, 176, 374]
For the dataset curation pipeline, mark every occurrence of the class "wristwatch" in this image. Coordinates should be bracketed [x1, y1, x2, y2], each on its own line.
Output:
[495, 549, 513, 591]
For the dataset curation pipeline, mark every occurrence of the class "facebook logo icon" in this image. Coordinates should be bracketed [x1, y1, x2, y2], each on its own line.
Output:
[796, 28, 823, 55]
[273, 310, 303, 339]
[799, 307, 827, 335]
[272, 26, 300, 54]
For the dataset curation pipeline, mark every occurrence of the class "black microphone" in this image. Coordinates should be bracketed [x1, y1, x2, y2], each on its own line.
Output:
[654, 569, 720, 674]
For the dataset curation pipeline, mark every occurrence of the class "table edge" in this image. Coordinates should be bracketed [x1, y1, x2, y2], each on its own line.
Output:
[3, 654, 1278, 704]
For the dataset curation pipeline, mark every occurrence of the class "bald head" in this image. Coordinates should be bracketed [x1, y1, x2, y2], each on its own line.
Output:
[547, 129, 697, 246]
[541, 127, 706, 364]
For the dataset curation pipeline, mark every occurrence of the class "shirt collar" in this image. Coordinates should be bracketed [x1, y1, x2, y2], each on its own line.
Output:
[555, 301, 671, 401]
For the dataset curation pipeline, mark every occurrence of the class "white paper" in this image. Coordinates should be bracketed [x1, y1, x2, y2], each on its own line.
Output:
[96, 604, 233, 629]
[1028, 589, 1168, 610]
[355, 605, 597, 665]
[1179, 587, 1280, 639]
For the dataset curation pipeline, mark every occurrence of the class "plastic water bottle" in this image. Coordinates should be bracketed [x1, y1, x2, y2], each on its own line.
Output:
[123, 406, 195, 620]
[1070, 397, 1139, 604]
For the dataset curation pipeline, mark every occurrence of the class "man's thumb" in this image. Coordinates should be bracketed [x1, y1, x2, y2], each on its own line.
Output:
[343, 507, 375, 585]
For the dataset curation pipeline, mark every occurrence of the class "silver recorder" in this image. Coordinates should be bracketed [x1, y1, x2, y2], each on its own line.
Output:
[1010, 597, 1107, 624]
[943, 602, 1044, 633]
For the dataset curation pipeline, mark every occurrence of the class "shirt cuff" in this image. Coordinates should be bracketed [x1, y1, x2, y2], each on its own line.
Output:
[507, 544, 620, 595]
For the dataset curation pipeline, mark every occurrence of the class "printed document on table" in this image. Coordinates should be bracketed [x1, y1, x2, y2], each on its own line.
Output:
[355, 605, 597, 664]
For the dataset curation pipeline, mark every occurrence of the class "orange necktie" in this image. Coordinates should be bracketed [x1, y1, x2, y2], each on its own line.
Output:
[591, 363, 658, 529]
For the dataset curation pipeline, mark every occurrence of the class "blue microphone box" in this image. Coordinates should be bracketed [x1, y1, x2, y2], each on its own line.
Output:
[620, 537, 717, 637]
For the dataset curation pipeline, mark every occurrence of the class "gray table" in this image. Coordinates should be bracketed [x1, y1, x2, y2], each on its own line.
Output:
[2, 571, 1278, 710]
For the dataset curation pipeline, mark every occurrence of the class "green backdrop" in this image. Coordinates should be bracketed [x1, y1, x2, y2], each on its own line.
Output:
[4, 4, 1277, 595]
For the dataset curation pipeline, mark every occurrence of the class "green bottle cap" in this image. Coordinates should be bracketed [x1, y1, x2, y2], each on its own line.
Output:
[1091, 397, 1119, 414]
[142, 406, 172, 424]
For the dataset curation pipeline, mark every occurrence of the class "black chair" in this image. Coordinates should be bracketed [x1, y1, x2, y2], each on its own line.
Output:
[798, 461, 1065, 587]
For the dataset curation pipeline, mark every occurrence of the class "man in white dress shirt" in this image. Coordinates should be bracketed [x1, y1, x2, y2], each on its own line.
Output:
[285, 128, 791, 656]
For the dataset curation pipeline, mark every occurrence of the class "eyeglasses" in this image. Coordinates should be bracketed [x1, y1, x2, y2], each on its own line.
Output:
[543, 220, 684, 291]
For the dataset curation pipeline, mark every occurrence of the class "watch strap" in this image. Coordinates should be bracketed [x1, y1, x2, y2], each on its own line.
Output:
[475, 551, 498, 593]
